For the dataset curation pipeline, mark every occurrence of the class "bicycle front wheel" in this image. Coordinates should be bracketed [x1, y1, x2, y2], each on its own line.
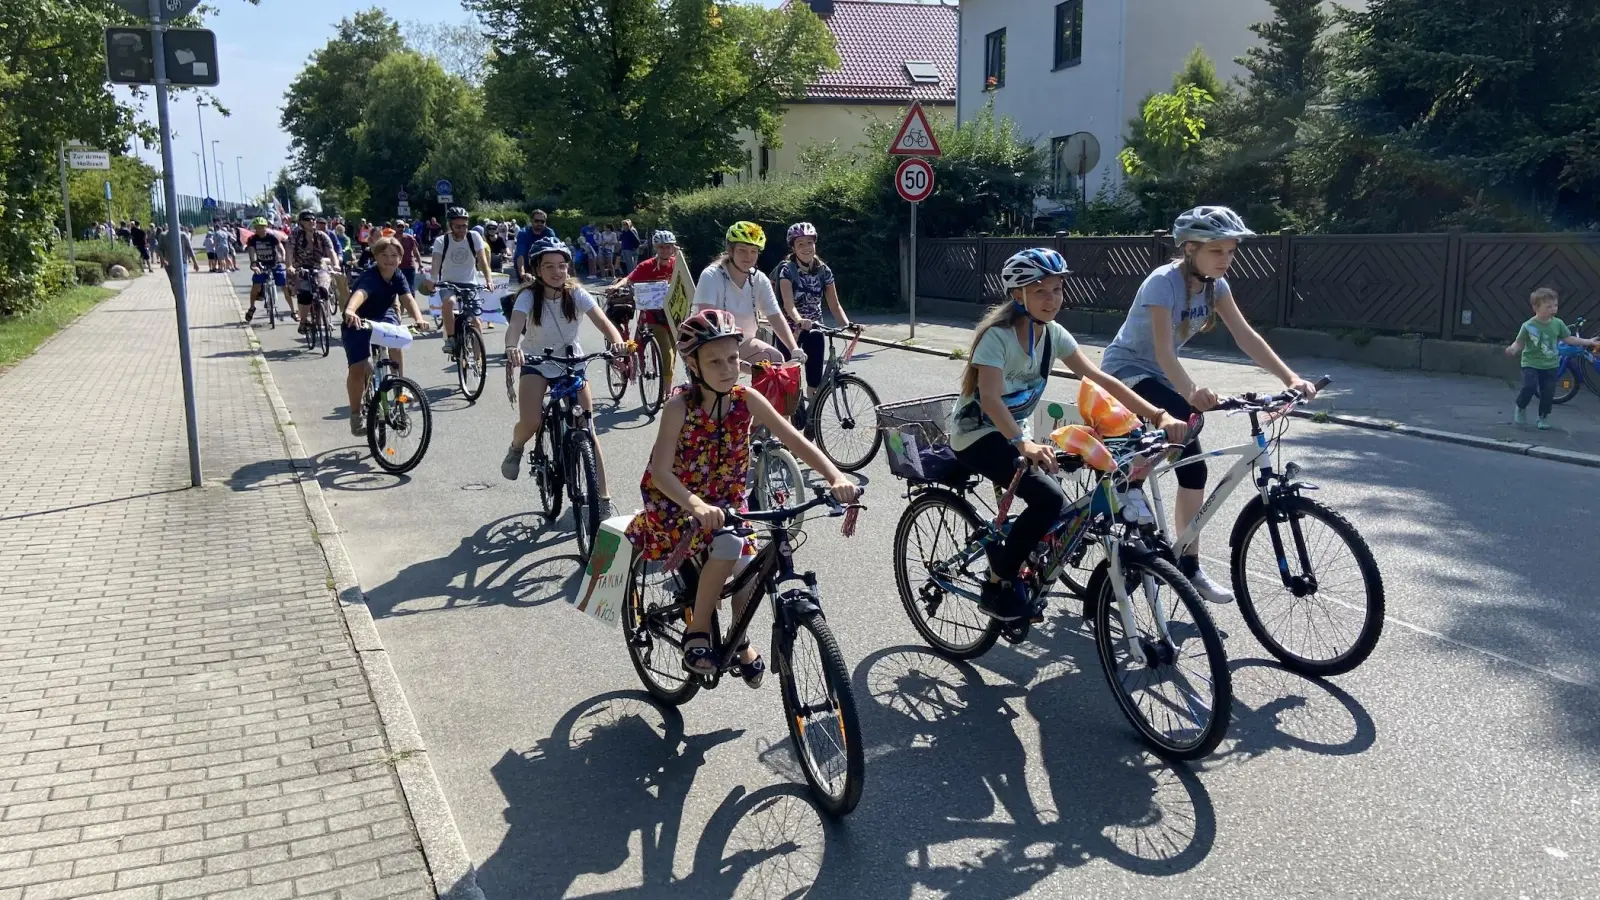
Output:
[1231, 495, 1385, 676]
[749, 445, 804, 512]
[893, 490, 1000, 659]
[317, 302, 332, 357]
[623, 558, 700, 705]
[774, 610, 864, 816]
[1584, 358, 1600, 398]
[605, 351, 629, 404]
[1093, 554, 1231, 759]
[366, 375, 432, 475]
[811, 374, 882, 472]
[458, 326, 486, 401]
[638, 334, 666, 415]
[567, 430, 602, 560]
[534, 423, 564, 520]
[265, 284, 277, 329]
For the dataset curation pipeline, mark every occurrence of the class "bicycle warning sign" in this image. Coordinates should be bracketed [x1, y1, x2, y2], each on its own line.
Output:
[888, 102, 943, 157]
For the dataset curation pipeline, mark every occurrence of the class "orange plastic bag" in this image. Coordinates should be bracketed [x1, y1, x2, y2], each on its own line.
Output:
[1078, 379, 1140, 438]
[752, 362, 802, 416]
[1050, 424, 1116, 472]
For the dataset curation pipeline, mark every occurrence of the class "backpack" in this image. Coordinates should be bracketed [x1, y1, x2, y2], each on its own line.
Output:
[439, 230, 483, 263]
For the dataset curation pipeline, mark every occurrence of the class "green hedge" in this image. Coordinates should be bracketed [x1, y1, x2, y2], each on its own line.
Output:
[72, 262, 105, 285]
[658, 101, 1044, 312]
[472, 203, 528, 226]
[71, 245, 142, 275]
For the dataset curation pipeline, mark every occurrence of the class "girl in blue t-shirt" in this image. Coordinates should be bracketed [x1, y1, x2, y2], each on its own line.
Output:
[951, 248, 1185, 622]
[775, 222, 851, 411]
[1099, 206, 1318, 604]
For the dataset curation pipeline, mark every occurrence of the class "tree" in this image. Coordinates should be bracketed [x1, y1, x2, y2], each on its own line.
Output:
[68, 156, 158, 232]
[1309, 0, 1600, 230]
[269, 168, 299, 212]
[471, 0, 839, 210]
[404, 20, 490, 85]
[280, 9, 406, 193]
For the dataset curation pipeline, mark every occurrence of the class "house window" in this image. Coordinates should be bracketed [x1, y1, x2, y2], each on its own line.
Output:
[904, 60, 941, 84]
[1051, 136, 1080, 200]
[984, 29, 1006, 89]
[1054, 1, 1083, 70]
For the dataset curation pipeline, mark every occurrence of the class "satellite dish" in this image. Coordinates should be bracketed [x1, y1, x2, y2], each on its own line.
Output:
[1058, 132, 1101, 178]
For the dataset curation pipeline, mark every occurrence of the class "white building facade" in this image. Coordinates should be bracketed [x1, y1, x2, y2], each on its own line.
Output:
[956, 0, 1293, 199]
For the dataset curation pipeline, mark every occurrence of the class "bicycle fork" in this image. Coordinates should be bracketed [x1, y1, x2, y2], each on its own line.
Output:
[1106, 540, 1174, 669]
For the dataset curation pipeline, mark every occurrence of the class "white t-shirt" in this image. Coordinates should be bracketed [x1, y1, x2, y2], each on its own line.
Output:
[694, 264, 781, 340]
[430, 231, 484, 284]
[513, 285, 598, 368]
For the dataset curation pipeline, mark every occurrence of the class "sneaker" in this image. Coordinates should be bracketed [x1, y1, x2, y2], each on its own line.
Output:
[443, 337, 457, 355]
[349, 413, 364, 437]
[977, 579, 1026, 621]
[1537, 417, 1552, 431]
[1183, 563, 1235, 605]
[597, 497, 614, 520]
[501, 444, 523, 480]
[1513, 406, 1527, 425]
[244, 307, 254, 323]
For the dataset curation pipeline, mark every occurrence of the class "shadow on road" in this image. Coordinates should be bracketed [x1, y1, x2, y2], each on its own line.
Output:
[309, 447, 412, 492]
[362, 512, 583, 618]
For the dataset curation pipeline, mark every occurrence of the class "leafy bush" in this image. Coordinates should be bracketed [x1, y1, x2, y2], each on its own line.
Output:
[660, 101, 1044, 311]
[72, 246, 142, 275]
[72, 262, 105, 285]
[472, 202, 527, 226]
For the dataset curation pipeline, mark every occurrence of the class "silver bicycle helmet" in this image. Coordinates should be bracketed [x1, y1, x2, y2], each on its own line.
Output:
[1172, 206, 1254, 244]
[651, 230, 677, 246]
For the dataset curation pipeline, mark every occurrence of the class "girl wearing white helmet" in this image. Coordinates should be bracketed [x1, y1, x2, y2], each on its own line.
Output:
[501, 238, 630, 518]
[774, 222, 852, 415]
[1100, 205, 1319, 604]
[952, 248, 1188, 623]
[626, 309, 858, 681]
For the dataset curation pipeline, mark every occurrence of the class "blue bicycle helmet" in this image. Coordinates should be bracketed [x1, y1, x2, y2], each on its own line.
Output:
[1000, 248, 1070, 290]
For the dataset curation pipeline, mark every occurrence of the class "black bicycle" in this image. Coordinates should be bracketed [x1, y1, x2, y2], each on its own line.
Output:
[353, 320, 432, 475]
[438, 281, 488, 402]
[800, 325, 881, 472]
[300, 269, 333, 357]
[510, 348, 619, 560]
[623, 486, 867, 815]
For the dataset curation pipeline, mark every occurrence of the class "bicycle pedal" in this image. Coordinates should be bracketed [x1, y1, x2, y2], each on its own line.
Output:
[1000, 622, 1030, 644]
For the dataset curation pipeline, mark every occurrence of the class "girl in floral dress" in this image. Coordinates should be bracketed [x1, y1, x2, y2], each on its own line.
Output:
[626, 310, 858, 684]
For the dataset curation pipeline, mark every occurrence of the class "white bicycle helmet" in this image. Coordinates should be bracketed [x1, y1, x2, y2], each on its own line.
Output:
[652, 230, 677, 245]
[786, 222, 818, 244]
[1172, 206, 1254, 244]
[1000, 248, 1070, 290]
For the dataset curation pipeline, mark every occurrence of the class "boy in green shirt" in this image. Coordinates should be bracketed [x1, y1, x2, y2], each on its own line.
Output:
[1505, 287, 1599, 429]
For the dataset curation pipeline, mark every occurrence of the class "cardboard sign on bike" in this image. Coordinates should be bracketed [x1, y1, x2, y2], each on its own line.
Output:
[663, 248, 695, 329]
[573, 515, 638, 628]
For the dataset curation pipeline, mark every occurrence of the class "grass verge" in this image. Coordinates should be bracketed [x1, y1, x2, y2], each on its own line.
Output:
[0, 285, 117, 370]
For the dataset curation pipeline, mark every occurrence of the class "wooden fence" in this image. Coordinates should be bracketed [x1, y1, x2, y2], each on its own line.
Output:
[912, 232, 1600, 341]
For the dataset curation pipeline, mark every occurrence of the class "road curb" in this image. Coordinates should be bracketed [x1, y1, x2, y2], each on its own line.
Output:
[857, 332, 1600, 469]
[231, 294, 486, 900]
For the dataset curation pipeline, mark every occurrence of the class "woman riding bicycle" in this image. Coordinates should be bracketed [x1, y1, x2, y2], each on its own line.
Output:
[1099, 206, 1319, 604]
[952, 248, 1187, 622]
[501, 238, 629, 518]
[625, 310, 856, 682]
[774, 222, 851, 422]
[693, 222, 803, 368]
[609, 229, 682, 380]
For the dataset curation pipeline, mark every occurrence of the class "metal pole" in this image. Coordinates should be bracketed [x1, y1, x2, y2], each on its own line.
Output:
[105, 182, 114, 247]
[152, 1, 203, 487]
[58, 144, 76, 268]
[909, 200, 918, 340]
[196, 98, 211, 199]
[211, 140, 222, 204]
[235, 156, 243, 208]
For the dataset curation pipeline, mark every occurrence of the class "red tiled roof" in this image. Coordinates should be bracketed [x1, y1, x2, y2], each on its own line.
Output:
[788, 0, 958, 104]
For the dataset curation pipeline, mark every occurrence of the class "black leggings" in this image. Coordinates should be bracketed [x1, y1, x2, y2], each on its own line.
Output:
[1131, 379, 1207, 490]
[954, 432, 1066, 580]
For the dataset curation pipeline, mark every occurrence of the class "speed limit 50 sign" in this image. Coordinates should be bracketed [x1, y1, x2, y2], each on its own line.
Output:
[895, 157, 935, 204]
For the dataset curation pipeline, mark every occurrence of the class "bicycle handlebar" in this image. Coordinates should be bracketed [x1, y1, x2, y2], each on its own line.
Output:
[660, 485, 867, 570]
[1213, 375, 1333, 412]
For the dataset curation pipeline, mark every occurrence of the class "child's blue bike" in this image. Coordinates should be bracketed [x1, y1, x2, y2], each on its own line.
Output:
[1553, 317, 1600, 404]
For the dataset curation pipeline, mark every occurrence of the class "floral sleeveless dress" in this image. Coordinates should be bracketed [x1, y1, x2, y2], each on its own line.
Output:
[625, 385, 753, 561]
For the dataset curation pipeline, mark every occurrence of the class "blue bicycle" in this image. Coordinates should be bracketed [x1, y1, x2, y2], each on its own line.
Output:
[1553, 317, 1600, 404]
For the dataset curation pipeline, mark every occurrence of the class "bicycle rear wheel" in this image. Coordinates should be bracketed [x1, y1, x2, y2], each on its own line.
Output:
[1092, 554, 1231, 759]
[892, 490, 1001, 659]
[638, 334, 666, 416]
[749, 443, 804, 512]
[1584, 358, 1600, 398]
[366, 374, 432, 475]
[1230, 495, 1385, 676]
[458, 325, 487, 401]
[774, 609, 864, 816]
[1554, 360, 1581, 404]
[623, 558, 701, 705]
[567, 429, 602, 560]
[811, 374, 882, 472]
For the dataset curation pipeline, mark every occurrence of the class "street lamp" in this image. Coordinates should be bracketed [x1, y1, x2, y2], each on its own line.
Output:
[195, 97, 211, 198]
[211, 140, 223, 204]
[235, 156, 244, 209]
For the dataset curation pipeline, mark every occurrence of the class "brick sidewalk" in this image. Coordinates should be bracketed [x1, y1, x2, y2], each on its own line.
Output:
[857, 313, 1600, 461]
[0, 273, 434, 899]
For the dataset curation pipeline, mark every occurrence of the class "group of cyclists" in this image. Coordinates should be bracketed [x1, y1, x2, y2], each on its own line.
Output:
[252, 201, 1340, 800]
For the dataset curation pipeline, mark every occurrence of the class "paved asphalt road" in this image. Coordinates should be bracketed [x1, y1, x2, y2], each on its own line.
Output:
[228, 271, 1600, 900]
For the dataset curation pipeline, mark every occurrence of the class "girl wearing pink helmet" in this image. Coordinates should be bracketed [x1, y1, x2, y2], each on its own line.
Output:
[775, 222, 852, 419]
[625, 309, 857, 681]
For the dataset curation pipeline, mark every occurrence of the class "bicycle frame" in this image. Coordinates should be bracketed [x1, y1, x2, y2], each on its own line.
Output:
[1147, 431, 1274, 559]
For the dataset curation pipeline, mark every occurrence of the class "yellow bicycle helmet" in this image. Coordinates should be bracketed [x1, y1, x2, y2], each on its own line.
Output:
[724, 221, 766, 250]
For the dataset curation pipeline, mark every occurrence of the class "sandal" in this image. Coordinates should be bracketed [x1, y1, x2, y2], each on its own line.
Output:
[682, 632, 717, 676]
[730, 641, 765, 689]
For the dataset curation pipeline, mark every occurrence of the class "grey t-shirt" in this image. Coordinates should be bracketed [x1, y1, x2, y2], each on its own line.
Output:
[1100, 261, 1230, 390]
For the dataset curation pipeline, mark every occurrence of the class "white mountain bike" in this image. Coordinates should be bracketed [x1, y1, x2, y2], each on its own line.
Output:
[1144, 376, 1384, 676]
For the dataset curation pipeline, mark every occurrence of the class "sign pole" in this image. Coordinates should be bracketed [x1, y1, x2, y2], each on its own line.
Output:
[909, 200, 918, 340]
[58, 144, 76, 269]
[105, 182, 114, 247]
[150, 0, 203, 487]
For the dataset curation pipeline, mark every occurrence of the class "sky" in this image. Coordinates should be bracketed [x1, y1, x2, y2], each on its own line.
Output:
[129, 0, 786, 206]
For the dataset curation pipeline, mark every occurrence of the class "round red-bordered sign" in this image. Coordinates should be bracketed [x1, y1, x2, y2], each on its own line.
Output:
[895, 158, 935, 203]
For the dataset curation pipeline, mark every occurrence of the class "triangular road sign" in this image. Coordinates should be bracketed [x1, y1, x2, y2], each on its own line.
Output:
[889, 102, 942, 157]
